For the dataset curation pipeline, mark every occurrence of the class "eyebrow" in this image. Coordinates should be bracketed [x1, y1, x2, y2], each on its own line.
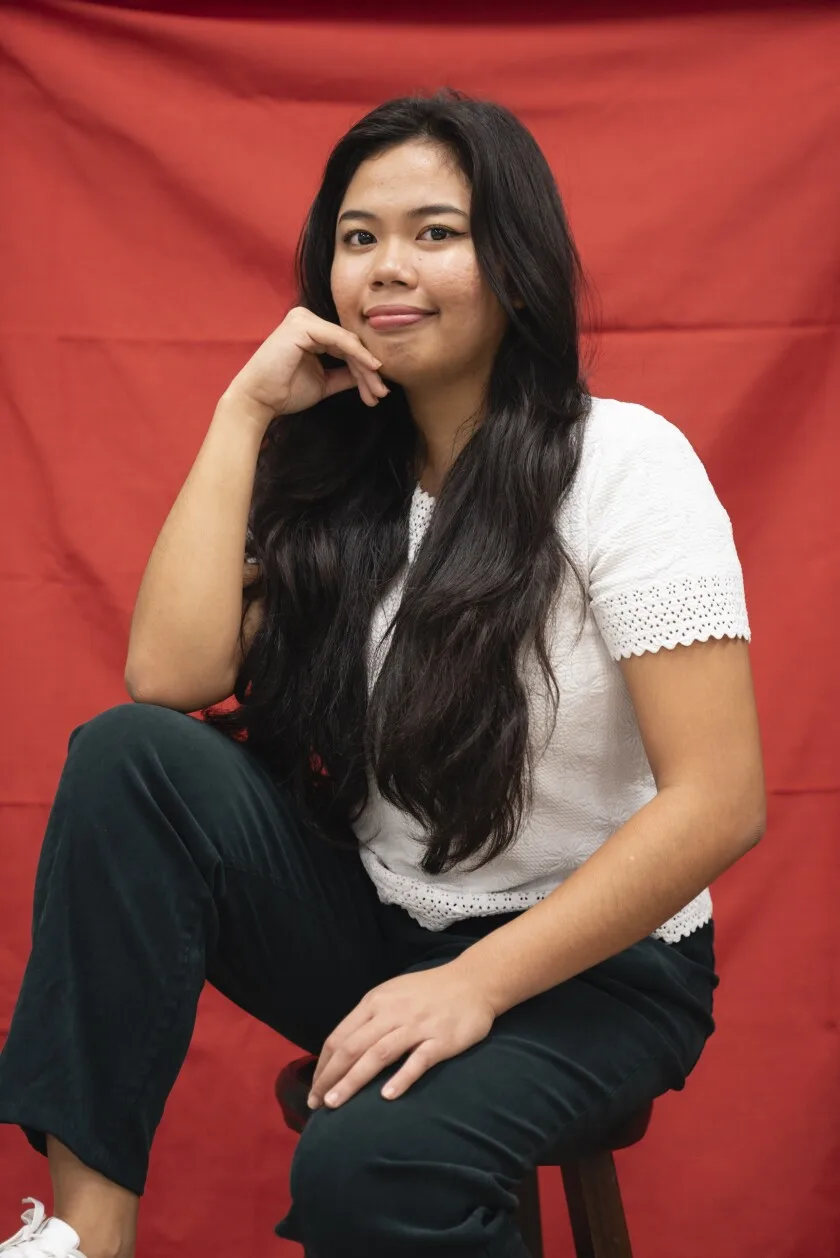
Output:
[337, 203, 469, 225]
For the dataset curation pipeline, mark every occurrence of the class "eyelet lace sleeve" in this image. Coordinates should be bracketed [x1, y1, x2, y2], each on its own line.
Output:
[586, 403, 751, 660]
[597, 572, 750, 659]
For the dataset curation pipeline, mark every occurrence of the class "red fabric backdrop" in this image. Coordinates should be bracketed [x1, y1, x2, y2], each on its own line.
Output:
[1, 2, 838, 1254]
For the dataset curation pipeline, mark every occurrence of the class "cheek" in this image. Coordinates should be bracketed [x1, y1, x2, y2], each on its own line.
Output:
[330, 261, 360, 324]
[434, 256, 484, 309]
[432, 257, 495, 329]
[437, 268, 501, 341]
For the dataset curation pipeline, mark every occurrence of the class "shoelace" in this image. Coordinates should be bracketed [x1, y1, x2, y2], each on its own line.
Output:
[2, 1200, 69, 1257]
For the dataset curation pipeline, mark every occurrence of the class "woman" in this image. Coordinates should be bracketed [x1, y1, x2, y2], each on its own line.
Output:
[0, 91, 764, 1258]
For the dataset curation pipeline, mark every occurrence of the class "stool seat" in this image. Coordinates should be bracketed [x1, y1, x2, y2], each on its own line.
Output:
[275, 1052, 651, 1256]
[274, 1053, 318, 1133]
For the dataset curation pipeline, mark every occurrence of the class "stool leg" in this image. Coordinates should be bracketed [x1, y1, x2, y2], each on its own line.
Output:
[515, 1168, 544, 1258]
[560, 1153, 633, 1258]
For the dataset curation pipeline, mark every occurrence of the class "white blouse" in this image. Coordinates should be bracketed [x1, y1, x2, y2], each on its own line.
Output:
[352, 397, 751, 943]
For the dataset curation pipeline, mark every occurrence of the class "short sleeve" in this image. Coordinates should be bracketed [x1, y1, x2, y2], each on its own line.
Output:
[586, 403, 751, 660]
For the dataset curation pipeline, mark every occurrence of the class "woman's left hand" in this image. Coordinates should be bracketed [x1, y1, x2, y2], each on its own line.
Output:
[308, 962, 497, 1109]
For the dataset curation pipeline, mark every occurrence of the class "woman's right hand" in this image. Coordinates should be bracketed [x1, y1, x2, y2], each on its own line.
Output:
[222, 307, 389, 430]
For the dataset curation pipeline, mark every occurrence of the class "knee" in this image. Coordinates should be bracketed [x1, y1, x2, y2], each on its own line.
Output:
[31, 706, 210, 910]
[288, 1104, 404, 1257]
[67, 701, 198, 765]
[60, 704, 211, 853]
[285, 1090, 515, 1258]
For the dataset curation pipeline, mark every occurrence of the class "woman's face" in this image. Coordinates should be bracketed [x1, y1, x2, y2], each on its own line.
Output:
[331, 140, 508, 390]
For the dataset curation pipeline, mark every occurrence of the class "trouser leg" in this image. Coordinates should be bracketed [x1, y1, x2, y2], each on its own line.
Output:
[276, 918, 718, 1258]
[0, 703, 396, 1196]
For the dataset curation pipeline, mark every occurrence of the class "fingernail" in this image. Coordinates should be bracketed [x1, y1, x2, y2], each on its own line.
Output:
[325, 1090, 340, 1107]
[307, 1093, 320, 1109]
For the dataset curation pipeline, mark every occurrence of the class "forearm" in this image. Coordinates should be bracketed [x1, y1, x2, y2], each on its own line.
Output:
[450, 786, 763, 1016]
[125, 392, 268, 702]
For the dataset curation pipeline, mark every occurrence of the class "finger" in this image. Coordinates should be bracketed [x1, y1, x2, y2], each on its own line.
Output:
[311, 1006, 376, 1093]
[370, 371, 390, 398]
[299, 313, 382, 374]
[323, 362, 385, 407]
[295, 313, 387, 399]
[347, 353, 388, 394]
[310, 1016, 383, 1101]
[380, 1040, 443, 1101]
[320, 1028, 416, 1109]
[347, 359, 389, 406]
[344, 360, 378, 408]
[322, 365, 357, 399]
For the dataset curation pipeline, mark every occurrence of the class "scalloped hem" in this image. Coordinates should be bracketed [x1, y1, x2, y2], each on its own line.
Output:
[360, 851, 713, 945]
[614, 625, 751, 661]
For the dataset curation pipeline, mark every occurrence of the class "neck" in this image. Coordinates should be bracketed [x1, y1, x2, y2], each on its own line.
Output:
[405, 374, 486, 497]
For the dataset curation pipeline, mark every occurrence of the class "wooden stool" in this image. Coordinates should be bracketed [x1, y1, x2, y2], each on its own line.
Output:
[275, 1053, 651, 1258]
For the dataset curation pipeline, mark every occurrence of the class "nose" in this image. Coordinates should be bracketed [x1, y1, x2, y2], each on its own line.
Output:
[367, 237, 417, 289]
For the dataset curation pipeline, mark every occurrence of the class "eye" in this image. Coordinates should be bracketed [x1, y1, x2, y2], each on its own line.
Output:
[343, 229, 376, 246]
[341, 225, 464, 247]
[419, 225, 463, 242]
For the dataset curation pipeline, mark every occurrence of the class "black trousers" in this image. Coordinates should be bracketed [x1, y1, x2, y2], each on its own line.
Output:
[0, 704, 718, 1258]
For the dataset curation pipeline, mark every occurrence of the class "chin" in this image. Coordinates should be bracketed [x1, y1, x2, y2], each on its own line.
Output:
[381, 355, 453, 391]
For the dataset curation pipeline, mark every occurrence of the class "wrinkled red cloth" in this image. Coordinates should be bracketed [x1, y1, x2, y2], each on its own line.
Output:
[1, 3, 838, 1256]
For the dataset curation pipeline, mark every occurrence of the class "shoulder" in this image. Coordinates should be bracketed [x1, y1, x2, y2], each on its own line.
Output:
[558, 397, 710, 553]
[579, 396, 724, 516]
[581, 396, 705, 475]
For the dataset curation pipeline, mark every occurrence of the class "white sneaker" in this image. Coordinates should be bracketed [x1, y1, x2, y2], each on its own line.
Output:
[0, 1200, 85, 1256]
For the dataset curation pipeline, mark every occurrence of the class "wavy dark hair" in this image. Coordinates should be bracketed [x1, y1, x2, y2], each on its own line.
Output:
[204, 89, 594, 875]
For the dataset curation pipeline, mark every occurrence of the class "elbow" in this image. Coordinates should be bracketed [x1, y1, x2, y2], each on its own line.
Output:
[124, 653, 165, 705]
[714, 764, 767, 855]
[123, 659, 235, 714]
[735, 788, 767, 854]
[123, 673, 197, 713]
[743, 806, 767, 850]
[124, 668, 170, 708]
[124, 662, 148, 704]
[675, 780, 767, 857]
[748, 774, 768, 847]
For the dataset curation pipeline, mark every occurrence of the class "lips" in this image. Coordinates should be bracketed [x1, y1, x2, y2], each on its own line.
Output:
[364, 306, 436, 332]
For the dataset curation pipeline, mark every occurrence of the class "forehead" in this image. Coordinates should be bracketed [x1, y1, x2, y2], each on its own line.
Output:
[339, 140, 471, 213]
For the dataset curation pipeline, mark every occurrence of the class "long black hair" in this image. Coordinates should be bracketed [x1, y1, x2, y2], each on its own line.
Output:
[203, 89, 594, 875]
